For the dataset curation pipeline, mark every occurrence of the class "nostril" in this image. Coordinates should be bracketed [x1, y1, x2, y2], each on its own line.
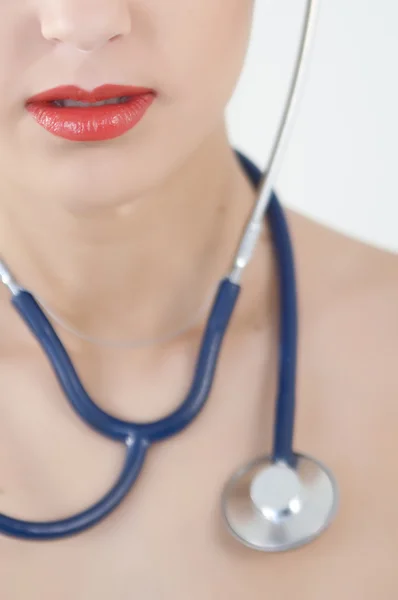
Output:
[41, 27, 124, 53]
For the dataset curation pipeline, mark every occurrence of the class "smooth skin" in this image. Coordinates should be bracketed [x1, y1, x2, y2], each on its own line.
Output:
[0, 1, 397, 598]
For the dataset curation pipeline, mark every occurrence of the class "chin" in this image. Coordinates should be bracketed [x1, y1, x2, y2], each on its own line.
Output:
[58, 180, 143, 216]
[28, 147, 158, 215]
[13, 119, 198, 215]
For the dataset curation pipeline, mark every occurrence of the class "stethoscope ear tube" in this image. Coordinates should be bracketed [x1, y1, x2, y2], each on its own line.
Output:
[10, 278, 241, 444]
[229, 0, 321, 286]
[11, 290, 132, 441]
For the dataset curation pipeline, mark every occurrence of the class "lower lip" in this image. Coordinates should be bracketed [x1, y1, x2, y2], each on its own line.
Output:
[25, 93, 155, 142]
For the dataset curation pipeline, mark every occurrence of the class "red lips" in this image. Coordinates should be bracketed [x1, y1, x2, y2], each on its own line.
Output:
[26, 84, 155, 105]
[25, 84, 156, 142]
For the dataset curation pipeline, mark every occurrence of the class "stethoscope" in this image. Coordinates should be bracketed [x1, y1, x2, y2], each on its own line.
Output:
[0, 0, 339, 550]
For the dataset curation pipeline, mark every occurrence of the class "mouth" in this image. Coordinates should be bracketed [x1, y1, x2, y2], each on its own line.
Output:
[25, 85, 156, 142]
[49, 96, 133, 108]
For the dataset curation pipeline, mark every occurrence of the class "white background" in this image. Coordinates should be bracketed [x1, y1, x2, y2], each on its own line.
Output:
[226, 0, 398, 252]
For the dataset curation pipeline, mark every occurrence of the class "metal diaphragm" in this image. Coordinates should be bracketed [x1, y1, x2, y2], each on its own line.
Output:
[221, 453, 339, 552]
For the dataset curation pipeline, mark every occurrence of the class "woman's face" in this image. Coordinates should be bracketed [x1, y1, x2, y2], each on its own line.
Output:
[0, 0, 254, 213]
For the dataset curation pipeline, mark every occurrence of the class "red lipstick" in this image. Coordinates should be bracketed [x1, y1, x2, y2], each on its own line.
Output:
[25, 85, 156, 142]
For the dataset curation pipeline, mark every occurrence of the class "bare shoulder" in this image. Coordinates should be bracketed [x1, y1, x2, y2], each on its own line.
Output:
[285, 205, 398, 451]
[285, 206, 398, 340]
[281, 208, 398, 588]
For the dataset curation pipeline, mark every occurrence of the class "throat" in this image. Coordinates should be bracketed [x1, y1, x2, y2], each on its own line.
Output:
[0, 131, 261, 356]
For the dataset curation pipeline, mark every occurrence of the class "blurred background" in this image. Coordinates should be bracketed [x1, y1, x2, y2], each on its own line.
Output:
[226, 0, 398, 252]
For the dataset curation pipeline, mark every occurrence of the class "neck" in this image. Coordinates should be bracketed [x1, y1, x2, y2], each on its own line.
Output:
[0, 124, 258, 346]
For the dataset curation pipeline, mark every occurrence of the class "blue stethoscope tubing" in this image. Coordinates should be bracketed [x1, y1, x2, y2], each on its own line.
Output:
[0, 180, 292, 541]
[0, 0, 338, 547]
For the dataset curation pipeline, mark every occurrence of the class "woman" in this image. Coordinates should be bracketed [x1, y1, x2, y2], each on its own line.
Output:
[0, 0, 397, 598]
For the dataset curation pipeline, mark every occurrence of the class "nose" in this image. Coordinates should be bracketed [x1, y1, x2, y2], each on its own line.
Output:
[40, 0, 132, 52]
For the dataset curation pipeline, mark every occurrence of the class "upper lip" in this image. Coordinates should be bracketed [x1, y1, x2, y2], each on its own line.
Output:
[26, 84, 155, 104]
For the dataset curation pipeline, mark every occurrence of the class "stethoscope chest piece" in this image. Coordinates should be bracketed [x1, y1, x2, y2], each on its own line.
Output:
[222, 453, 339, 552]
